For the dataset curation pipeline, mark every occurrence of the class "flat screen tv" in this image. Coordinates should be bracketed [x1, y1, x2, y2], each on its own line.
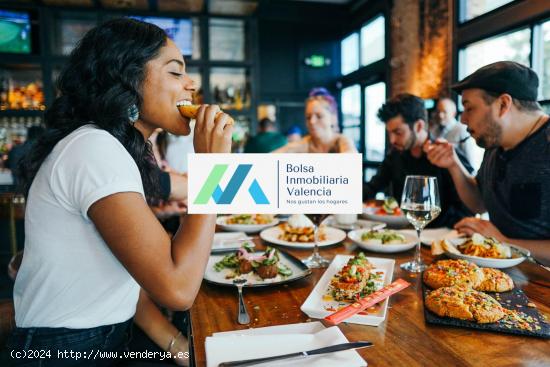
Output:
[131, 16, 192, 56]
[0, 10, 31, 54]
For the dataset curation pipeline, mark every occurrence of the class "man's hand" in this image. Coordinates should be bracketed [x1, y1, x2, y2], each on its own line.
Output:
[454, 217, 508, 242]
[424, 138, 459, 169]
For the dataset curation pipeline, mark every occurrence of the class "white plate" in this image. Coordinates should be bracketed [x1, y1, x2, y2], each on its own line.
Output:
[325, 215, 386, 231]
[216, 216, 279, 234]
[259, 226, 347, 249]
[444, 238, 528, 268]
[205, 323, 366, 367]
[398, 228, 463, 246]
[204, 249, 311, 287]
[301, 255, 395, 326]
[211, 232, 253, 253]
[347, 229, 418, 253]
[361, 207, 409, 228]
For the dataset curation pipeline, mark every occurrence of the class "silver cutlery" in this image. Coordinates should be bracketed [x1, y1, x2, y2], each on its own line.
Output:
[218, 341, 373, 367]
[233, 278, 250, 324]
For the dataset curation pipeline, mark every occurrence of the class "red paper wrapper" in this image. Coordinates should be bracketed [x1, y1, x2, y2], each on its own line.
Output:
[324, 278, 410, 325]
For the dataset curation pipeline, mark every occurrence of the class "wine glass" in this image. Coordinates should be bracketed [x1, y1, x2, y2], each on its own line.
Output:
[400, 176, 441, 272]
[302, 214, 331, 268]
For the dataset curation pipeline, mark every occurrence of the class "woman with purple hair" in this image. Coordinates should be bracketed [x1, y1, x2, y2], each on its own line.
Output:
[274, 87, 357, 153]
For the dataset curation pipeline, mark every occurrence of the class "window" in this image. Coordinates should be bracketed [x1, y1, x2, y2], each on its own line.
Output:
[460, 0, 515, 23]
[210, 67, 250, 110]
[364, 82, 386, 162]
[360, 15, 385, 67]
[539, 19, 550, 100]
[458, 27, 531, 79]
[341, 33, 359, 75]
[209, 18, 245, 61]
[340, 85, 361, 149]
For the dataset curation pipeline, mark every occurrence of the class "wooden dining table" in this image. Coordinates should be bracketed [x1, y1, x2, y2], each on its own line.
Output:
[190, 231, 550, 367]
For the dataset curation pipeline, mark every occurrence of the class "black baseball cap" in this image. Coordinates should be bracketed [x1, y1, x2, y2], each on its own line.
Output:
[452, 61, 539, 101]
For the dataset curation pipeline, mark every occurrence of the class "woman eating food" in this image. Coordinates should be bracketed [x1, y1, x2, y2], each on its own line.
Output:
[6, 18, 232, 365]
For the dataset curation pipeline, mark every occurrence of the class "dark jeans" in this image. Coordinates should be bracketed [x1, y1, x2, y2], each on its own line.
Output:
[3, 319, 133, 367]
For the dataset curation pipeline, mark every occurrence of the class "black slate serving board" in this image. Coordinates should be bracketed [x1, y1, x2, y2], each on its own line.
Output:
[422, 286, 550, 338]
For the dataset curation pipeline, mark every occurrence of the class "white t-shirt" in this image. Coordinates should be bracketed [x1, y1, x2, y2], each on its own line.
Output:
[165, 133, 194, 173]
[14, 124, 144, 328]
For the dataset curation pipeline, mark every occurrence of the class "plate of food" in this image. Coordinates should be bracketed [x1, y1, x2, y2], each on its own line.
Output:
[421, 259, 549, 338]
[362, 197, 409, 227]
[204, 244, 312, 287]
[347, 229, 418, 253]
[259, 214, 347, 249]
[324, 215, 386, 232]
[301, 253, 395, 326]
[216, 214, 279, 233]
[435, 233, 527, 268]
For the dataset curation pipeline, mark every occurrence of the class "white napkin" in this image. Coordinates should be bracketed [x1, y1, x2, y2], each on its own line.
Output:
[212, 232, 249, 250]
[205, 322, 367, 367]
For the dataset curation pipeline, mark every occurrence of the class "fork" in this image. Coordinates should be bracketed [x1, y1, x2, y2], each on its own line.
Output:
[233, 278, 250, 324]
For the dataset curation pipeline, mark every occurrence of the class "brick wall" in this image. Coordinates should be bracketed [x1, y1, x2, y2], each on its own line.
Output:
[390, 0, 452, 99]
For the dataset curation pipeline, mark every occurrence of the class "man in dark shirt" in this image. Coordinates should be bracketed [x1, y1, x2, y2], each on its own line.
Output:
[364, 93, 473, 228]
[425, 61, 550, 263]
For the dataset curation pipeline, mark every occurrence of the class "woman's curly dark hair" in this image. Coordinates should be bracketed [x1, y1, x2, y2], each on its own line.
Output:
[17, 18, 167, 200]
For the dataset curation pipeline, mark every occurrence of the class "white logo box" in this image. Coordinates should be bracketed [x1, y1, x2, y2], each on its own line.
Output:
[188, 153, 363, 214]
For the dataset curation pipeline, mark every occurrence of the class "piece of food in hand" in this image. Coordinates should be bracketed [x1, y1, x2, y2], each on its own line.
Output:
[360, 230, 406, 245]
[425, 285, 506, 323]
[254, 247, 280, 279]
[475, 268, 514, 292]
[330, 252, 375, 301]
[423, 259, 484, 289]
[176, 100, 234, 125]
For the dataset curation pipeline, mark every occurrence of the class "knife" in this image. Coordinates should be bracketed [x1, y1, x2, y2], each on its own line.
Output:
[217, 341, 373, 367]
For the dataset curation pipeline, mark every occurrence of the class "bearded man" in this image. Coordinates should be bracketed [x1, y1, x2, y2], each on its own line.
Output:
[363, 93, 473, 228]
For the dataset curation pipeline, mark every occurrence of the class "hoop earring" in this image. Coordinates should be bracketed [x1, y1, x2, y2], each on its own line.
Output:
[128, 104, 139, 124]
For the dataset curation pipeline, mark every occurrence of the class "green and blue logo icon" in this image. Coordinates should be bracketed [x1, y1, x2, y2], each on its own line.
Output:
[194, 164, 269, 205]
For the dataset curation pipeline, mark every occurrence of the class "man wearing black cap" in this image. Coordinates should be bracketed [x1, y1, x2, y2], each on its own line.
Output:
[425, 61, 550, 263]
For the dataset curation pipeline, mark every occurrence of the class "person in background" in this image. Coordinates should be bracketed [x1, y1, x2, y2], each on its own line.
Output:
[363, 93, 472, 228]
[165, 132, 195, 173]
[285, 124, 303, 143]
[244, 117, 287, 153]
[425, 61, 550, 263]
[430, 97, 479, 168]
[274, 87, 356, 153]
[6, 126, 45, 185]
[6, 18, 232, 366]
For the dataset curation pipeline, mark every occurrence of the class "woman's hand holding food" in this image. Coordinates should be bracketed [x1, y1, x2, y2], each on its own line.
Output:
[193, 104, 233, 154]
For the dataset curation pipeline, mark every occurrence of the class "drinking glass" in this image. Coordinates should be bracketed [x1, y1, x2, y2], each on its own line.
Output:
[400, 176, 441, 272]
[302, 214, 330, 268]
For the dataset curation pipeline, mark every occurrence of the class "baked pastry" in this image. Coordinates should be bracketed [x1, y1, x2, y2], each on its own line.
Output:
[176, 101, 234, 125]
[425, 286, 506, 323]
[423, 259, 484, 289]
[475, 268, 514, 292]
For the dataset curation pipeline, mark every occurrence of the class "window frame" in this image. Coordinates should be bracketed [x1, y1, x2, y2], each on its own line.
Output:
[453, 1, 550, 107]
[338, 0, 391, 179]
